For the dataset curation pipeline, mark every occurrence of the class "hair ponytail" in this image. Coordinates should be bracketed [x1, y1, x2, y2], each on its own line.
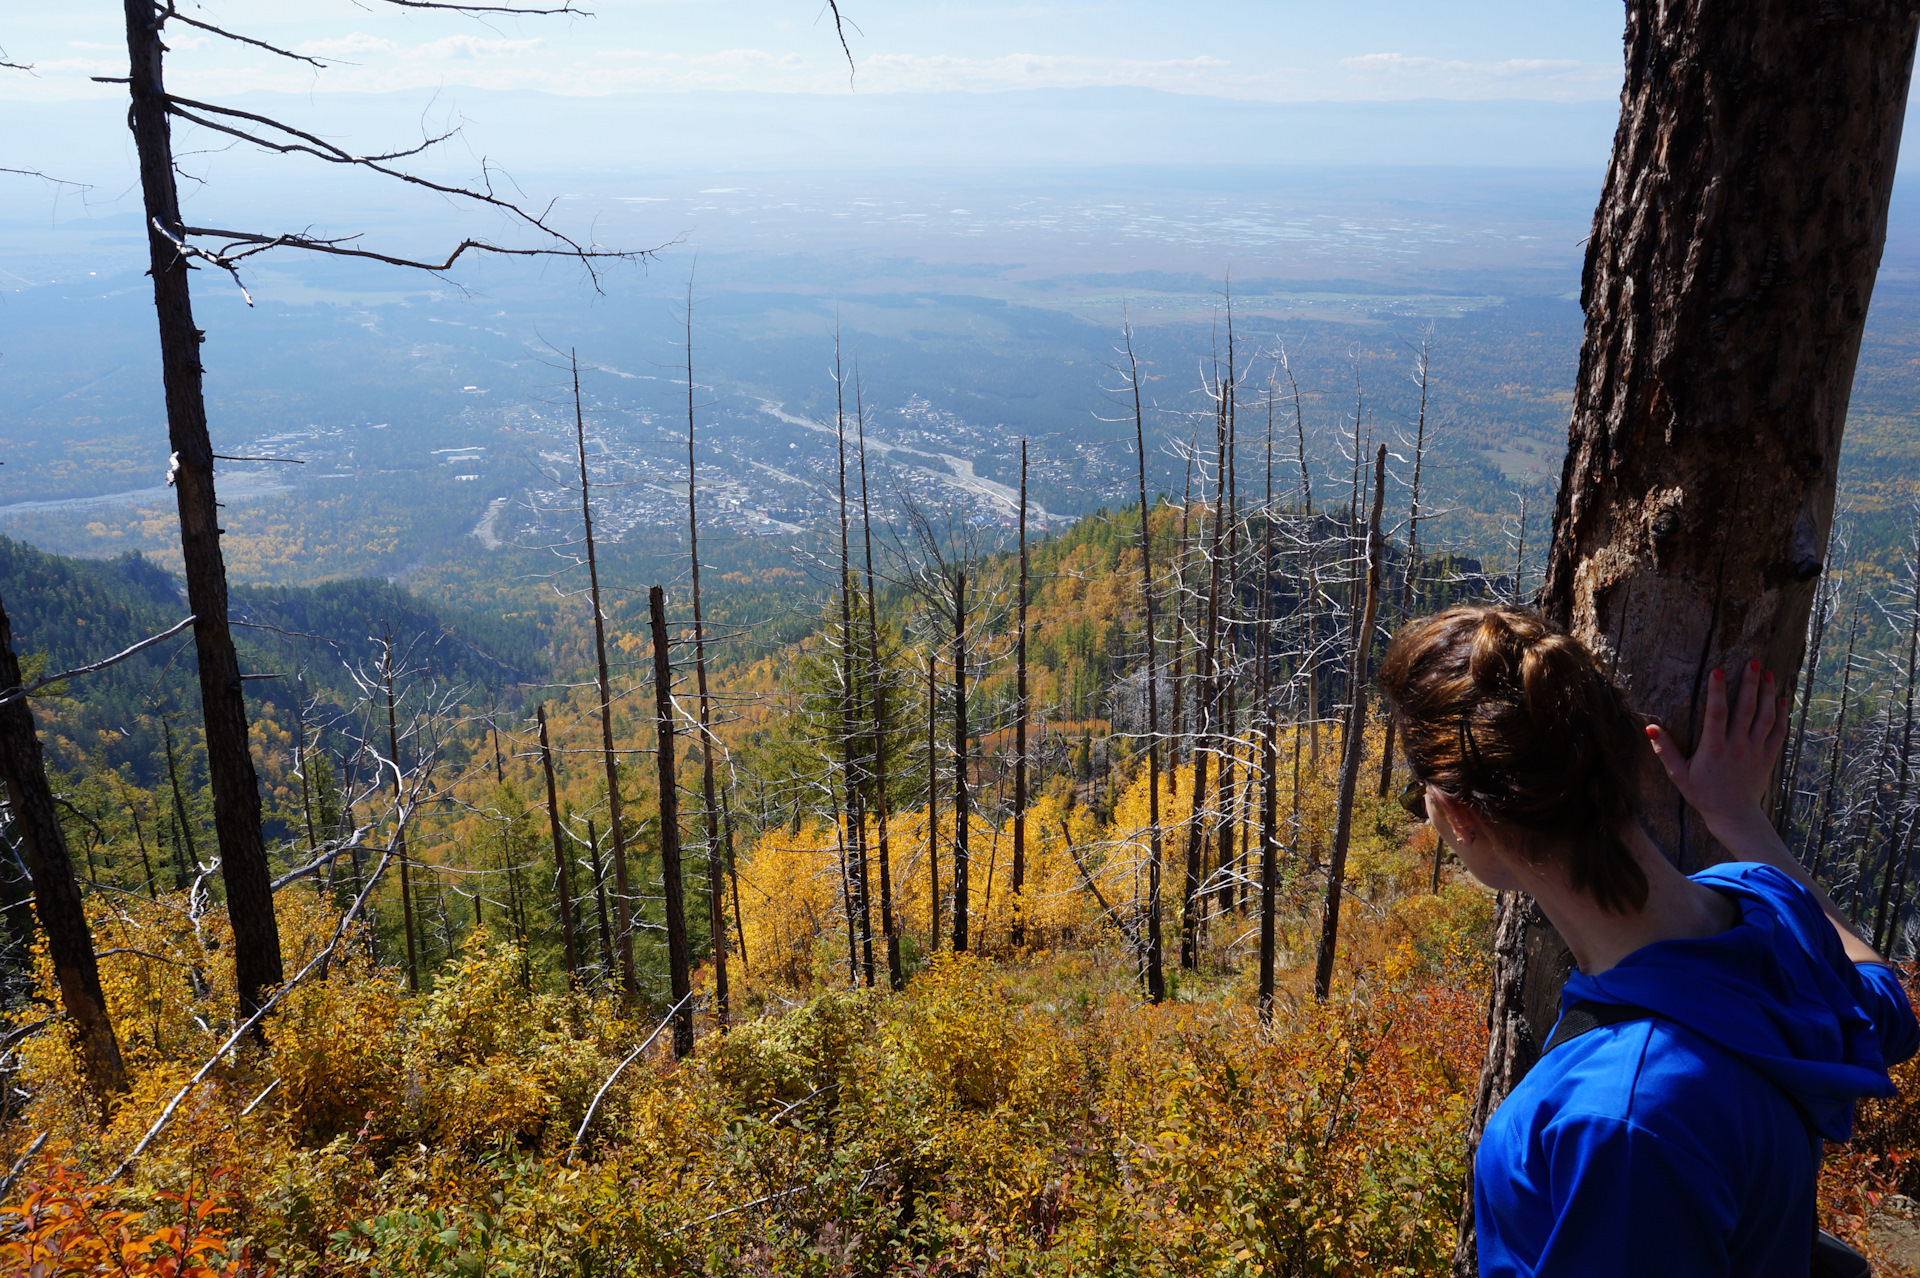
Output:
[1380, 606, 1649, 913]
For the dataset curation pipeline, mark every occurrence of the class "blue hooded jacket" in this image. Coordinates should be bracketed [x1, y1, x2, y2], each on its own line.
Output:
[1475, 863, 1918, 1277]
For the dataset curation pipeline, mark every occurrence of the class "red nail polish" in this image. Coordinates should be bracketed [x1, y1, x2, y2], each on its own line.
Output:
[1713, 668, 1724, 680]
[1750, 659, 1761, 672]
[1763, 670, 1774, 682]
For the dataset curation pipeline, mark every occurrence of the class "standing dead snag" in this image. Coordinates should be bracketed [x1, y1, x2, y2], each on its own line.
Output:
[1011, 441, 1031, 949]
[1258, 389, 1281, 1022]
[650, 587, 694, 1058]
[856, 387, 904, 989]
[1378, 336, 1432, 799]
[684, 279, 729, 1024]
[587, 818, 615, 981]
[1213, 311, 1243, 924]
[1121, 318, 1168, 1003]
[1181, 352, 1231, 970]
[537, 706, 580, 985]
[115, 0, 647, 1023]
[572, 352, 639, 999]
[925, 651, 941, 954]
[1313, 445, 1386, 1003]
[0, 593, 125, 1099]
[1456, 2, 1919, 1270]
[833, 342, 875, 985]
[380, 630, 419, 995]
[1811, 603, 1863, 879]
[121, 2, 282, 1021]
[951, 570, 971, 952]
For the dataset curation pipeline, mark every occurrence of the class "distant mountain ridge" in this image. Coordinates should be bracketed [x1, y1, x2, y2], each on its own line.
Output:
[0, 536, 540, 787]
[4, 87, 1621, 190]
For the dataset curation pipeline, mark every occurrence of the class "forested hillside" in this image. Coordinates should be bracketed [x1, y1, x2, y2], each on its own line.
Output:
[9, 1, 1920, 1268]
[3, 474, 1916, 1272]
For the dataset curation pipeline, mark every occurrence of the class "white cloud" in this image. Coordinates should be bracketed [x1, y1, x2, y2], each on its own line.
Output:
[294, 32, 543, 61]
[415, 36, 545, 61]
[1338, 51, 1614, 98]
[295, 33, 401, 58]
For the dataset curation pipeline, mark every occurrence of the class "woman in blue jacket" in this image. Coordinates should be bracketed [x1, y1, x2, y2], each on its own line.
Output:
[1378, 605, 1918, 1278]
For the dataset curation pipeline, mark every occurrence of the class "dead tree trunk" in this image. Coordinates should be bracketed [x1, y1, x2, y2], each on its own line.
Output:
[834, 348, 874, 986]
[1011, 441, 1031, 949]
[951, 571, 971, 952]
[122, 1, 282, 1021]
[1181, 388, 1229, 969]
[1125, 320, 1168, 1004]
[1811, 604, 1863, 878]
[1258, 390, 1280, 1022]
[650, 587, 694, 1057]
[572, 353, 637, 999]
[1215, 329, 1243, 922]
[1282, 347, 1323, 775]
[588, 817, 614, 980]
[162, 719, 195, 889]
[1776, 573, 1833, 838]
[1458, 3, 1920, 1270]
[537, 706, 579, 985]
[1312, 445, 1385, 1002]
[382, 637, 419, 995]
[926, 652, 941, 954]
[0, 594, 126, 1099]
[856, 393, 903, 989]
[1379, 338, 1431, 798]
[684, 284, 729, 1025]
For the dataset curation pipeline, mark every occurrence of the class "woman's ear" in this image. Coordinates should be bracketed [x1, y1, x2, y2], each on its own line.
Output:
[1427, 785, 1478, 845]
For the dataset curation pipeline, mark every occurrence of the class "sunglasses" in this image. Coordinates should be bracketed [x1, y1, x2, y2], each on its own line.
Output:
[1397, 778, 1429, 822]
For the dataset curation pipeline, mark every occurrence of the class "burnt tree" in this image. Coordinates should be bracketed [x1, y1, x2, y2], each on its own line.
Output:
[650, 587, 694, 1057]
[122, 1, 282, 1020]
[114, 0, 639, 1021]
[0, 596, 126, 1099]
[1456, 3, 1919, 1272]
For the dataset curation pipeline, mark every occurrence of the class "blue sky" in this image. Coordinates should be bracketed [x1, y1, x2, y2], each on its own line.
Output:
[4, 1, 1626, 101]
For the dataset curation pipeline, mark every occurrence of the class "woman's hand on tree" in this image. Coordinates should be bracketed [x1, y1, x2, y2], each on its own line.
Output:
[1650, 660, 1884, 962]
[1645, 661, 1788, 844]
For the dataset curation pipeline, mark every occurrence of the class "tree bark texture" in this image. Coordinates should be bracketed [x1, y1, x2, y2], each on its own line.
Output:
[0, 596, 126, 1098]
[1544, 1, 1918, 859]
[123, 0, 283, 1021]
[1457, 5, 1918, 1273]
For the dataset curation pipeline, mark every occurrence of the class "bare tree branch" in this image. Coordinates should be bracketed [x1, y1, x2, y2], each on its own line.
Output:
[383, 0, 591, 13]
[824, 1, 859, 80]
[0, 615, 196, 709]
[160, 6, 333, 68]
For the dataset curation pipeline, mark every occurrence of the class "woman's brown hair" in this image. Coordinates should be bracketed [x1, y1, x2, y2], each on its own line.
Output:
[1378, 605, 1650, 913]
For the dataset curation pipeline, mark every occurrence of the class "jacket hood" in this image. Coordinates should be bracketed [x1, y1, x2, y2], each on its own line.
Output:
[1562, 862, 1893, 1142]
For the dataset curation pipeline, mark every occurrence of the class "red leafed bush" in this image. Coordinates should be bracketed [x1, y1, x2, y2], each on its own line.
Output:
[0, 1162, 270, 1278]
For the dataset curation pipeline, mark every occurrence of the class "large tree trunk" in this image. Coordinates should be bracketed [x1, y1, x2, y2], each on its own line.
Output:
[1455, 4, 1918, 1272]
[0, 597, 126, 1100]
[123, 0, 283, 1023]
